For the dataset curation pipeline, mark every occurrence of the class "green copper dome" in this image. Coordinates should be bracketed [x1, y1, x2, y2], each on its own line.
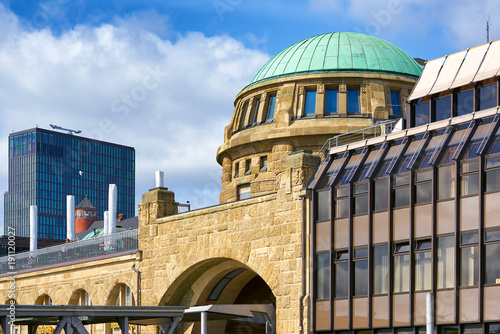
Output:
[249, 32, 423, 86]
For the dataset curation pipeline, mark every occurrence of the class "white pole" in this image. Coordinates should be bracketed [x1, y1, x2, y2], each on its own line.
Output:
[30, 205, 38, 251]
[201, 311, 207, 334]
[155, 171, 164, 188]
[108, 184, 117, 235]
[104, 211, 109, 235]
[426, 292, 434, 334]
[66, 195, 75, 241]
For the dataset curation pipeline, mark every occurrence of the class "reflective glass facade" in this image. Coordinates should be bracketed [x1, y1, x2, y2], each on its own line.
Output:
[310, 110, 500, 332]
[4, 128, 135, 240]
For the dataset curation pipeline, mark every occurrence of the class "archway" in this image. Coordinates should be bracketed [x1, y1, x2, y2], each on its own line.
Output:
[34, 294, 52, 305]
[68, 289, 92, 305]
[159, 258, 275, 334]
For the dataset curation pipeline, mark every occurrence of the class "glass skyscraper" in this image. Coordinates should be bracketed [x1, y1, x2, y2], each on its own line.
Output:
[4, 127, 135, 240]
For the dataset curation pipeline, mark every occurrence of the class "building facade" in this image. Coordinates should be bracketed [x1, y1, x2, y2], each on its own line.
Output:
[4, 128, 135, 239]
[0, 32, 426, 334]
[309, 39, 500, 333]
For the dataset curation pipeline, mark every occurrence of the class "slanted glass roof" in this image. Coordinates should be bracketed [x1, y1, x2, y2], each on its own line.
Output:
[249, 32, 423, 87]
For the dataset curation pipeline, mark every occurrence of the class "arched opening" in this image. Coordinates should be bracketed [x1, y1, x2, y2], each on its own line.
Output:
[68, 289, 91, 305]
[106, 284, 137, 334]
[107, 283, 135, 306]
[68, 289, 94, 334]
[159, 258, 275, 334]
[34, 294, 52, 305]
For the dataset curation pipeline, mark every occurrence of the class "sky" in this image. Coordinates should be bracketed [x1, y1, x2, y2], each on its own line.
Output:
[1, 0, 499, 232]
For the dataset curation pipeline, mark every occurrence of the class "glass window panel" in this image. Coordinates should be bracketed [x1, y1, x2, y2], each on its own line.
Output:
[252, 98, 260, 123]
[488, 324, 500, 334]
[457, 89, 474, 116]
[326, 89, 338, 114]
[437, 236, 455, 289]
[304, 90, 317, 115]
[416, 182, 432, 204]
[460, 246, 479, 287]
[438, 165, 456, 200]
[336, 251, 349, 261]
[480, 83, 497, 110]
[461, 173, 479, 196]
[486, 169, 500, 192]
[416, 170, 432, 182]
[354, 260, 368, 296]
[416, 240, 432, 250]
[374, 178, 388, 211]
[486, 156, 500, 169]
[415, 251, 432, 290]
[266, 94, 276, 120]
[394, 253, 410, 292]
[485, 243, 500, 284]
[415, 100, 430, 126]
[391, 91, 401, 116]
[335, 262, 349, 298]
[440, 125, 470, 164]
[355, 248, 368, 258]
[335, 198, 349, 218]
[462, 160, 479, 173]
[395, 174, 410, 186]
[465, 120, 495, 159]
[317, 190, 330, 221]
[347, 89, 360, 114]
[354, 194, 368, 215]
[461, 233, 479, 244]
[488, 127, 500, 155]
[317, 253, 330, 299]
[395, 187, 410, 207]
[354, 183, 368, 194]
[436, 95, 452, 121]
[486, 230, 500, 242]
[373, 245, 389, 294]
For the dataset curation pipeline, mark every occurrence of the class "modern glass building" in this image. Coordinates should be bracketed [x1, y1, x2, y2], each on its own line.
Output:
[4, 127, 135, 240]
[309, 40, 500, 333]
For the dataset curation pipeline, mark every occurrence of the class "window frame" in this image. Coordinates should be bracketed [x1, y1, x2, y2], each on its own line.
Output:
[265, 93, 277, 121]
[390, 90, 402, 116]
[303, 89, 317, 116]
[325, 88, 338, 115]
[347, 88, 361, 114]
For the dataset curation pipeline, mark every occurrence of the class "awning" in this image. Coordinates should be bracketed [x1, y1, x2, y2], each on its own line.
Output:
[474, 41, 500, 82]
[429, 50, 467, 95]
[408, 56, 445, 101]
[450, 43, 490, 89]
[408, 39, 500, 102]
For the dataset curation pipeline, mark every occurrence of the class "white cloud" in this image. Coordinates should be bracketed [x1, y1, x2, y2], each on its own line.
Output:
[0, 4, 270, 231]
[309, 0, 500, 52]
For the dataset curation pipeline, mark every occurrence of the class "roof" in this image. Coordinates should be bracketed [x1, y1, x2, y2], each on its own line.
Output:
[76, 197, 97, 210]
[409, 38, 500, 101]
[249, 32, 423, 87]
[75, 216, 138, 239]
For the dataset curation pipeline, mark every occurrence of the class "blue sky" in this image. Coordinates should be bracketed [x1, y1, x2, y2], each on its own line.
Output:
[0, 0, 499, 233]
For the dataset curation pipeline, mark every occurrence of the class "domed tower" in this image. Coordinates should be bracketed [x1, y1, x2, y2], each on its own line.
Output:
[75, 197, 97, 234]
[217, 32, 422, 203]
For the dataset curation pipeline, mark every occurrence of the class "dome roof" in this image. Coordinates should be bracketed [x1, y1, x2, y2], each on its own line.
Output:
[249, 32, 423, 86]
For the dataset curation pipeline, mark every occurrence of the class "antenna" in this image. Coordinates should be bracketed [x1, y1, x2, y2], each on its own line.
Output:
[486, 16, 492, 42]
[49, 124, 82, 135]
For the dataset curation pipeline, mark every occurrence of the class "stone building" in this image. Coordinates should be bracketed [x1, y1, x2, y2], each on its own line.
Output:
[0, 32, 422, 334]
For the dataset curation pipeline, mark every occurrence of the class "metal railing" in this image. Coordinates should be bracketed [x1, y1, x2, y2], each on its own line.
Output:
[178, 202, 191, 213]
[0, 229, 138, 274]
[318, 119, 401, 158]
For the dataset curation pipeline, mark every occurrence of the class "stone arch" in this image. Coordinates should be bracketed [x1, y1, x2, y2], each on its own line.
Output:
[34, 294, 52, 305]
[106, 283, 135, 306]
[68, 288, 91, 305]
[158, 257, 276, 333]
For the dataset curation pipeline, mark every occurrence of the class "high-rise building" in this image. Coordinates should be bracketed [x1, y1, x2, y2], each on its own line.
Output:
[4, 127, 135, 239]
